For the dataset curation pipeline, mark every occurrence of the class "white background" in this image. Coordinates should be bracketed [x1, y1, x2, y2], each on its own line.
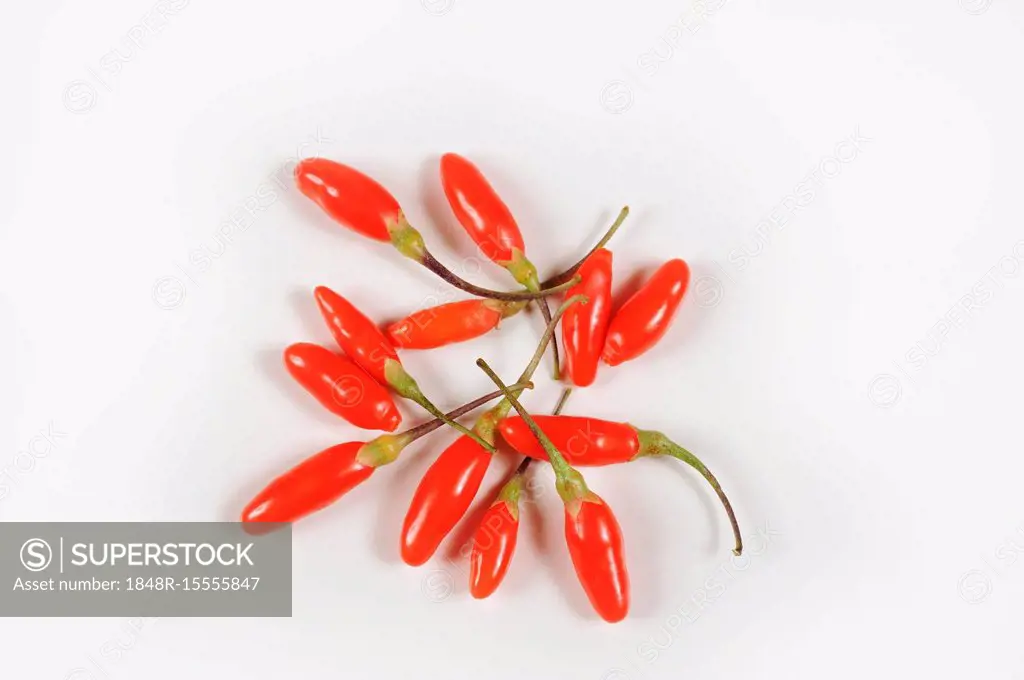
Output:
[2, 0, 1023, 678]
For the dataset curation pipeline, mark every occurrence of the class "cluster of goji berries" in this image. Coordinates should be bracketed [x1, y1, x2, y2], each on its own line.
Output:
[240, 153, 741, 623]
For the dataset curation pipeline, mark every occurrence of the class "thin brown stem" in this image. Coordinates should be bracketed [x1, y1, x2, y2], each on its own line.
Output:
[469, 295, 586, 446]
[664, 444, 743, 556]
[513, 387, 572, 478]
[636, 428, 743, 556]
[542, 206, 629, 288]
[400, 381, 534, 443]
[410, 395, 498, 453]
[476, 359, 573, 481]
[513, 296, 586, 388]
[536, 298, 561, 380]
[552, 387, 573, 416]
[421, 250, 578, 302]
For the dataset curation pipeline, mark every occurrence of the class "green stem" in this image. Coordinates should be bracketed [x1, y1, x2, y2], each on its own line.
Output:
[476, 359, 588, 508]
[515, 387, 573, 478]
[474, 294, 587, 447]
[510, 298, 585, 399]
[552, 387, 573, 416]
[421, 250, 578, 301]
[396, 381, 534, 443]
[542, 206, 629, 288]
[387, 214, 576, 302]
[383, 359, 491, 449]
[412, 394, 498, 452]
[636, 429, 743, 556]
[515, 259, 561, 380]
[470, 385, 563, 508]
[505, 248, 540, 292]
[536, 297, 561, 380]
[532, 208, 629, 377]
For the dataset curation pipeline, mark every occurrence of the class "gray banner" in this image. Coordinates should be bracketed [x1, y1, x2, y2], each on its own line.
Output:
[0, 523, 291, 616]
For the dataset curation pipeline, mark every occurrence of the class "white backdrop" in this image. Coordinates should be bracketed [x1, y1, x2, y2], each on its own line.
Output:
[3, 1, 1023, 678]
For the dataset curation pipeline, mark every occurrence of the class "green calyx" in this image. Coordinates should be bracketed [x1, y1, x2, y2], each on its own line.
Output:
[504, 248, 540, 292]
[384, 358, 424, 402]
[496, 474, 524, 520]
[470, 296, 586, 477]
[482, 298, 528, 320]
[474, 297, 585, 469]
[472, 403, 506, 448]
[356, 433, 411, 468]
[388, 357, 499, 453]
[555, 467, 591, 513]
[387, 213, 427, 262]
[634, 428, 674, 459]
[476, 357, 578, 484]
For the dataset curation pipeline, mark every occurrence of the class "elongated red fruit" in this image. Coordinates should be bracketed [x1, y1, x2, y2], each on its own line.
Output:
[400, 436, 492, 566]
[295, 158, 400, 242]
[501, 414, 744, 556]
[498, 415, 640, 465]
[387, 299, 521, 350]
[469, 500, 519, 599]
[241, 442, 374, 525]
[314, 286, 399, 386]
[440, 153, 525, 265]
[562, 248, 613, 387]
[603, 259, 690, 366]
[565, 494, 630, 623]
[284, 342, 401, 431]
